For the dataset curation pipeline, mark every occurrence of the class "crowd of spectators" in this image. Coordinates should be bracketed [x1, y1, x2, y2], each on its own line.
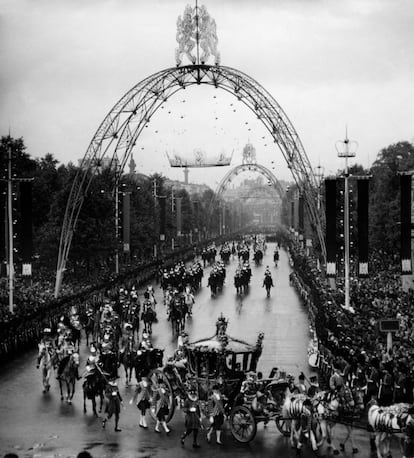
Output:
[289, 241, 414, 406]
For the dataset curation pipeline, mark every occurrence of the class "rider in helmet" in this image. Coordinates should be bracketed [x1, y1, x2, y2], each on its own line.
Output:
[56, 338, 80, 380]
[120, 323, 134, 354]
[37, 328, 55, 368]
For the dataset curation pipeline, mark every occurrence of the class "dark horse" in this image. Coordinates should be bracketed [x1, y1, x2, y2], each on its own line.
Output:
[170, 299, 187, 335]
[253, 249, 263, 266]
[100, 351, 119, 379]
[81, 311, 95, 347]
[120, 338, 135, 386]
[59, 353, 79, 404]
[83, 369, 106, 416]
[67, 322, 82, 352]
[141, 302, 157, 335]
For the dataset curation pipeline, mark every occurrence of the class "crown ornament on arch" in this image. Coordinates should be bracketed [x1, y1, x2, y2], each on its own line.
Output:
[175, 3, 220, 66]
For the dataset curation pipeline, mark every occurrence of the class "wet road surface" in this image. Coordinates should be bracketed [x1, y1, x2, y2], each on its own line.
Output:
[0, 243, 388, 457]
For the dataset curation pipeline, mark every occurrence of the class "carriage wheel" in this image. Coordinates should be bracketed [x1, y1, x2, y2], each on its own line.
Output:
[230, 405, 257, 443]
[148, 369, 175, 423]
[275, 416, 291, 437]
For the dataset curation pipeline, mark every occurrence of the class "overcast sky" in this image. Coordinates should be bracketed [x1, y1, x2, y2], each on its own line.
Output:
[1, 0, 413, 186]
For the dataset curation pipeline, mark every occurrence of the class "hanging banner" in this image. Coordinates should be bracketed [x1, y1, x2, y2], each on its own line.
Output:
[158, 196, 166, 241]
[20, 181, 33, 276]
[357, 179, 369, 277]
[0, 181, 5, 277]
[325, 178, 337, 277]
[401, 174, 412, 274]
[193, 200, 199, 233]
[290, 201, 294, 229]
[122, 193, 130, 252]
[298, 195, 304, 234]
[176, 197, 182, 236]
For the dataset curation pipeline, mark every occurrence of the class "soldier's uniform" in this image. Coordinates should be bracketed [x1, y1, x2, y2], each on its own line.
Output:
[102, 379, 123, 432]
[131, 377, 151, 428]
[207, 385, 225, 445]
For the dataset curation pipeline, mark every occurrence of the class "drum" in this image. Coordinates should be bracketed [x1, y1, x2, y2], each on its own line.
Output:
[308, 352, 320, 368]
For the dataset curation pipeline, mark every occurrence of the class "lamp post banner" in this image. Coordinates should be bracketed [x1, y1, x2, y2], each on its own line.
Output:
[158, 196, 166, 241]
[122, 193, 130, 253]
[357, 179, 369, 277]
[325, 178, 337, 277]
[0, 181, 5, 277]
[19, 181, 32, 275]
[400, 174, 412, 274]
[176, 197, 182, 236]
[298, 195, 304, 234]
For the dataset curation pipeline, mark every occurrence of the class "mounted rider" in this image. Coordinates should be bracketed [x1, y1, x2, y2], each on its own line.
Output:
[183, 284, 195, 316]
[273, 248, 279, 266]
[83, 344, 105, 379]
[37, 328, 56, 367]
[56, 337, 80, 380]
[120, 323, 135, 353]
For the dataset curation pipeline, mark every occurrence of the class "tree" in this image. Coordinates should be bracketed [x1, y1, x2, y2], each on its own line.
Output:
[369, 141, 414, 255]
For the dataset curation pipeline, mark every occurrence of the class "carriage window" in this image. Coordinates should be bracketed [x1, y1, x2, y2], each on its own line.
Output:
[226, 353, 245, 372]
[242, 353, 251, 371]
[208, 354, 218, 376]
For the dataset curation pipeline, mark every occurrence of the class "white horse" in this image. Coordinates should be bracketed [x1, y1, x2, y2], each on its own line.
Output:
[368, 402, 410, 458]
[37, 342, 56, 393]
[183, 285, 195, 317]
[281, 394, 319, 455]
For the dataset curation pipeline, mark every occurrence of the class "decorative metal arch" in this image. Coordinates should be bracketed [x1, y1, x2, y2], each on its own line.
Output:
[55, 64, 325, 297]
[214, 163, 285, 202]
[238, 186, 280, 201]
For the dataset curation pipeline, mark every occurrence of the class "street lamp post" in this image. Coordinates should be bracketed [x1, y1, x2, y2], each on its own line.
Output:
[2, 145, 34, 313]
[336, 131, 358, 311]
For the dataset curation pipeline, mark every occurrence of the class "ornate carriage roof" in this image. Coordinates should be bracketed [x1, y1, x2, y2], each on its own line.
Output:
[187, 314, 264, 355]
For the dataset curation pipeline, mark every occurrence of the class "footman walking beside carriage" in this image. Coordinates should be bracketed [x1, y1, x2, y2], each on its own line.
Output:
[181, 388, 202, 448]
[130, 376, 151, 429]
[102, 378, 123, 432]
[154, 380, 171, 434]
[206, 384, 225, 445]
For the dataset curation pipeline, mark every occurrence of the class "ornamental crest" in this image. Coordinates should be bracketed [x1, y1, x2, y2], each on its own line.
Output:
[175, 4, 220, 66]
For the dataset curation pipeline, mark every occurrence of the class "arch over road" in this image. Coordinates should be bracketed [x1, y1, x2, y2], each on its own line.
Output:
[55, 64, 325, 296]
[214, 163, 285, 202]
